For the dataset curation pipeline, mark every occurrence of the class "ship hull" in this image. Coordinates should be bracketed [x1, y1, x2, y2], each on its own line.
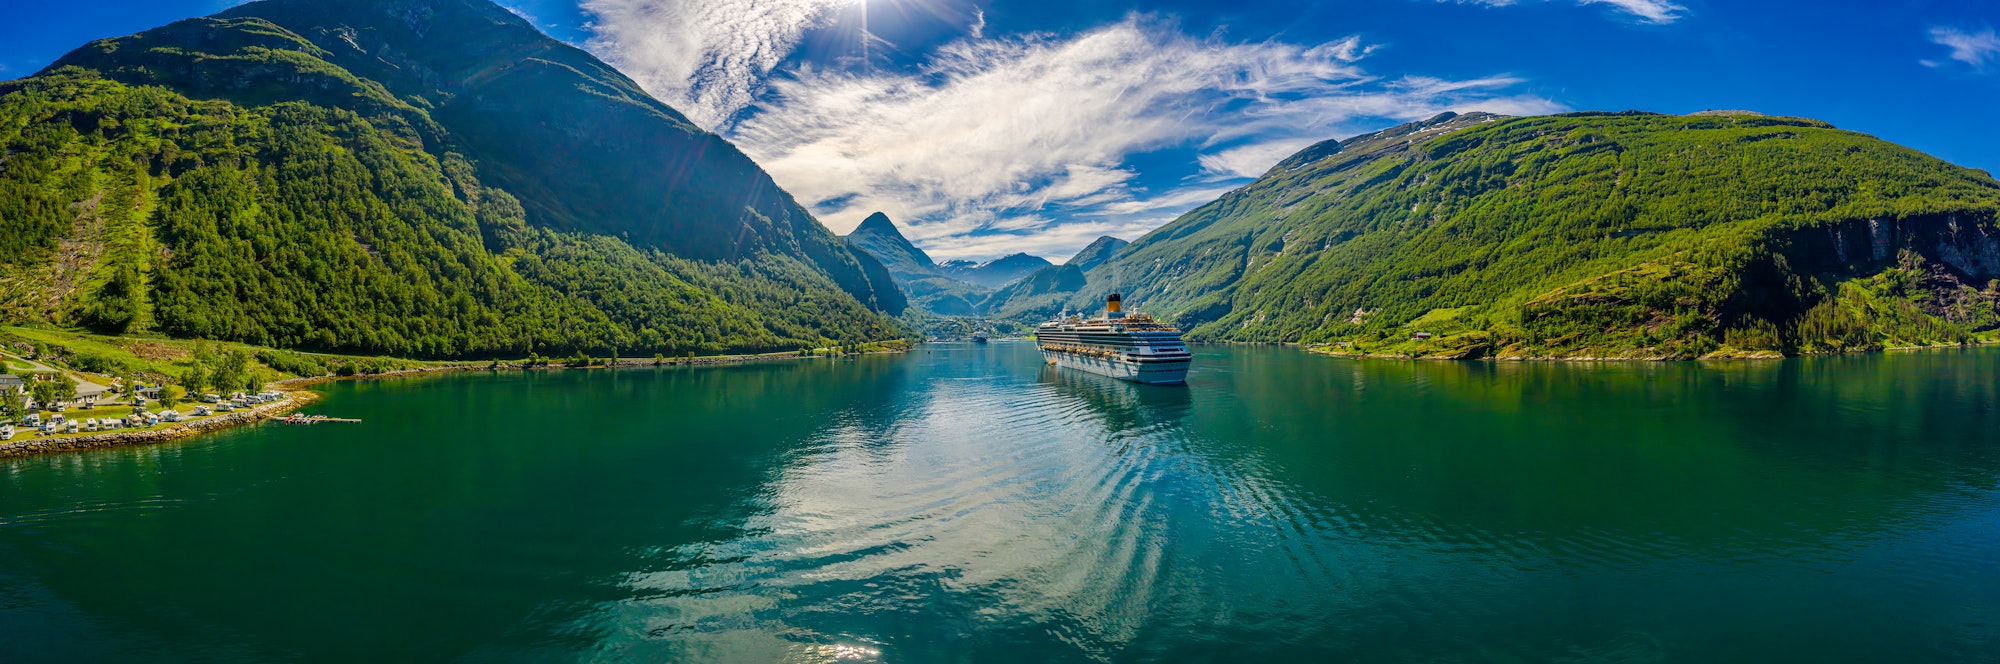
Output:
[1040, 348, 1190, 385]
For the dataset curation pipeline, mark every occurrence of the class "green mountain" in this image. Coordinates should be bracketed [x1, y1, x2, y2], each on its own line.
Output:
[1076, 111, 2000, 359]
[1066, 236, 1129, 272]
[0, 0, 904, 358]
[843, 212, 990, 315]
[983, 264, 1087, 320]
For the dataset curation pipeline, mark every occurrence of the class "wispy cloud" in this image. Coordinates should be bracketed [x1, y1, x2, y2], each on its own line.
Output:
[919, 217, 1176, 262]
[1444, 0, 1685, 24]
[581, 0, 852, 129]
[1929, 26, 2000, 70]
[1198, 140, 1318, 179]
[722, 18, 1559, 260]
[581, 6, 1561, 260]
[500, 3, 539, 25]
[1577, 0, 1684, 23]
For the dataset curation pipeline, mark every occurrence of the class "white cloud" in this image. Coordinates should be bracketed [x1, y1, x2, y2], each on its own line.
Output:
[1930, 27, 2000, 69]
[720, 17, 1560, 259]
[1576, 0, 1684, 23]
[578, 6, 1564, 260]
[920, 217, 1175, 263]
[500, 3, 538, 25]
[581, 0, 853, 129]
[1445, 0, 1685, 24]
[1198, 140, 1318, 178]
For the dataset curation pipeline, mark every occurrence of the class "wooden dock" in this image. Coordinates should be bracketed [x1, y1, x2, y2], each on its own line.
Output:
[280, 415, 362, 425]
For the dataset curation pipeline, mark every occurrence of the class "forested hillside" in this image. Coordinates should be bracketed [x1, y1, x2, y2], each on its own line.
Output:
[0, 0, 905, 357]
[1068, 111, 2000, 358]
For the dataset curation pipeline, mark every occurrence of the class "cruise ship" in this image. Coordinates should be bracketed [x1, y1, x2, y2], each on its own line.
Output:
[1036, 293, 1191, 384]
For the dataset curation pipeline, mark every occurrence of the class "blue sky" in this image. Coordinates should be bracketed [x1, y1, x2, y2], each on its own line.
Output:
[4, 0, 1997, 261]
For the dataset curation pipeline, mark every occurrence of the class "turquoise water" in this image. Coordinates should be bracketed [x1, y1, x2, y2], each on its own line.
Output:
[2, 343, 1999, 662]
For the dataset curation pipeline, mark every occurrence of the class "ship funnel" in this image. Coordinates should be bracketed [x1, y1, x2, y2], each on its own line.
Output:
[1107, 292, 1124, 319]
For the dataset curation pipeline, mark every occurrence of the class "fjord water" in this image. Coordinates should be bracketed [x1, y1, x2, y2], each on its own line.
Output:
[3, 345, 1999, 662]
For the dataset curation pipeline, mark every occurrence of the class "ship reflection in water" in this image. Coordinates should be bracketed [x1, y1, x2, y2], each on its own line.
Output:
[593, 344, 2000, 662]
[4, 345, 1999, 661]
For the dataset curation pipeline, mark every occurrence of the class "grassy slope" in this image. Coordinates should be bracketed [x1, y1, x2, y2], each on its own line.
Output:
[1079, 112, 2000, 359]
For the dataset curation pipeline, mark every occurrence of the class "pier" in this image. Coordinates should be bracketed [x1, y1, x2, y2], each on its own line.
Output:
[280, 414, 362, 425]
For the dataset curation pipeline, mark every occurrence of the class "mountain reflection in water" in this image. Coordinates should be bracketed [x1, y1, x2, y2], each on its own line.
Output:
[1, 343, 1997, 662]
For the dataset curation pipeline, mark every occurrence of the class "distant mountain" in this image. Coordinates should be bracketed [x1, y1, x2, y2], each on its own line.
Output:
[982, 265, 1088, 320]
[942, 254, 1055, 289]
[844, 213, 1056, 313]
[981, 237, 1128, 318]
[842, 212, 989, 315]
[1076, 111, 2000, 359]
[846, 212, 943, 281]
[0, 0, 905, 357]
[1066, 236, 1129, 271]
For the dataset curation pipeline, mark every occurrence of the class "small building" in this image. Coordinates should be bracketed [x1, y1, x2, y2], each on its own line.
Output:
[137, 385, 163, 399]
[0, 374, 23, 395]
[73, 380, 110, 404]
[1410, 332, 1434, 341]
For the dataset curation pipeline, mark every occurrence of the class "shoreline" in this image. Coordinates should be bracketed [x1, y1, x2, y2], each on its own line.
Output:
[271, 347, 904, 388]
[0, 389, 321, 459]
[16, 339, 1984, 459]
[1300, 340, 2000, 362]
[3, 347, 908, 460]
